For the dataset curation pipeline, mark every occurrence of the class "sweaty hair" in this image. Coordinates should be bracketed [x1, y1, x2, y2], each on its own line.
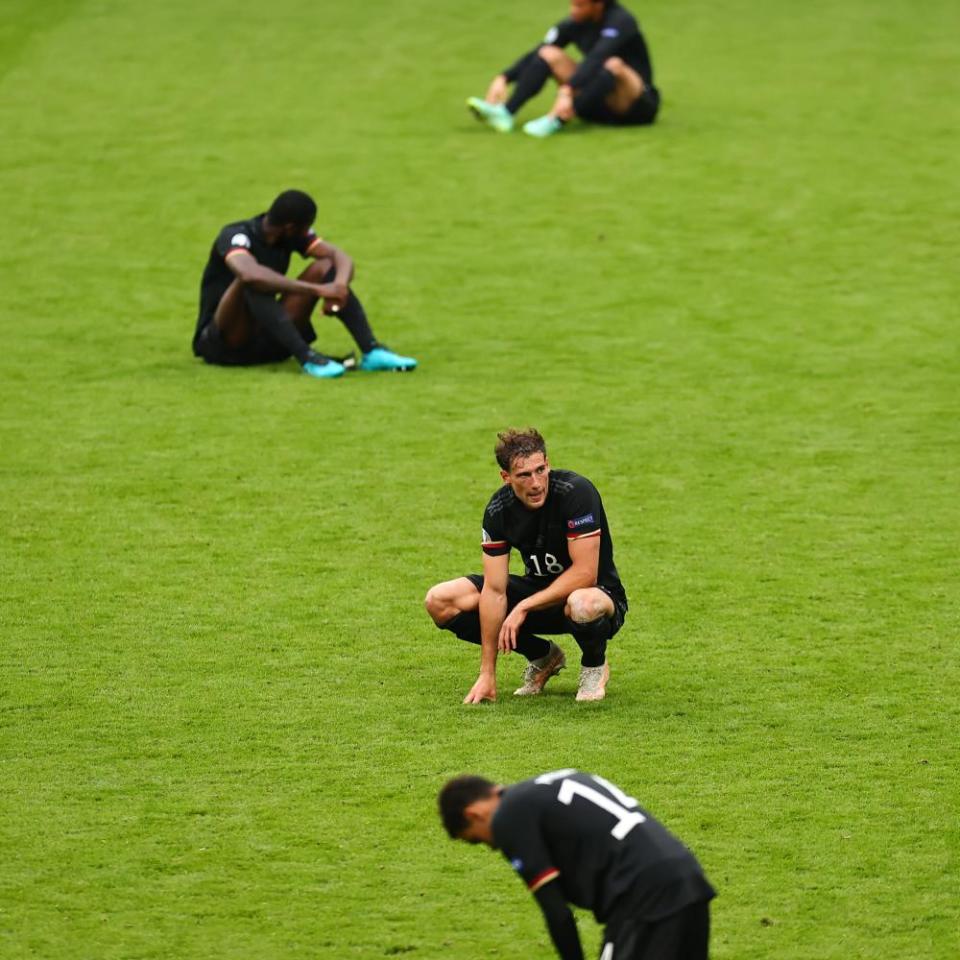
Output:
[438, 775, 496, 838]
[495, 428, 547, 472]
[267, 189, 317, 229]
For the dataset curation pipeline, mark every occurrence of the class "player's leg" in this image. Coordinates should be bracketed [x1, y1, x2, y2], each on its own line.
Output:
[518, 46, 582, 137]
[565, 587, 621, 701]
[573, 58, 659, 126]
[615, 901, 711, 960]
[426, 575, 553, 662]
[506, 45, 576, 115]
[282, 257, 334, 338]
[469, 46, 577, 132]
[288, 261, 416, 372]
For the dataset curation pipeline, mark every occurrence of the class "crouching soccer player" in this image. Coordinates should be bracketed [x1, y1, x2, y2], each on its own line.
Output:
[467, 0, 659, 138]
[439, 770, 715, 960]
[424, 428, 628, 703]
[192, 189, 416, 379]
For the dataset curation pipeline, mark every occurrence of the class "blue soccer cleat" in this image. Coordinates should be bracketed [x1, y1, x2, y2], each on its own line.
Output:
[467, 97, 514, 133]
[302, 355, 346, 379]
[359, 346, 418, 372]
[522, 114, 564, 138]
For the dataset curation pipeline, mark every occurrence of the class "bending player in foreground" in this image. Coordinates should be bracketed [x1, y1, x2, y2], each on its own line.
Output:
[424, 428, 628, 703]
[439, 770, 715, 960]
[467, 0, 659, 138]
[192, 189, 416, 379]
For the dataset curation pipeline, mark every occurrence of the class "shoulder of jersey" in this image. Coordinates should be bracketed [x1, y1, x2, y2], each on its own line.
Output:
[486, 485, 515, 515]
[550, 470, 579, 495]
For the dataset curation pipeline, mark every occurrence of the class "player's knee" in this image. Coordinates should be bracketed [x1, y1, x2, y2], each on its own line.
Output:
[604, 56, 625, 75]
[537, 44, 564, 65]
[566, 589, 607, 624]
[425, 586, 457, 625]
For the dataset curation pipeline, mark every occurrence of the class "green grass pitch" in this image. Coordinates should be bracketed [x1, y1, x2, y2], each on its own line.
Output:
[1, 0, 958, 957]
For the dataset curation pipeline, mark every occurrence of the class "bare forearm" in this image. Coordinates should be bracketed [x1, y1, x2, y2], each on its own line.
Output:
[244, 264, 318, 296]
[332, 249, 354, 285]
[478, 590, 507, 674]
[522, 566, 596, 613]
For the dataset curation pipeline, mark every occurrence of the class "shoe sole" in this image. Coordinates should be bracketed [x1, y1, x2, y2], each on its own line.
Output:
[514, 654, 566, 696]
[575, 663, 610, 702]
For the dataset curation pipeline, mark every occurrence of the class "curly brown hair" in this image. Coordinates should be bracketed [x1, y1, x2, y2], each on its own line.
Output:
[495, 428, 547, 471]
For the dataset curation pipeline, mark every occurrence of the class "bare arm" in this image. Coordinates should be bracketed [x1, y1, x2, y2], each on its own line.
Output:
[534, 883, 584, 960]
[225, 249, 327, 298]
[499, 536, 600, 652]
[463, 552, 510, 704]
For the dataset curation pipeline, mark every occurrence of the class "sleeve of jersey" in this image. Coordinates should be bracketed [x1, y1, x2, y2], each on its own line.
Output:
[569, 11, 638, 88]
[297, 230, 325, 257]
[564, 479, 603, 542]
[495, 814, 560, 895]
[216, 226, 254, 262]
[481, 504, 510, 557]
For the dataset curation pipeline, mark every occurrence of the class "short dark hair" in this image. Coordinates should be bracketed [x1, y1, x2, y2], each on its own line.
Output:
[495, 428, 546, 472]
[267, 189, 317, 228]
[438, 775, 496, 838]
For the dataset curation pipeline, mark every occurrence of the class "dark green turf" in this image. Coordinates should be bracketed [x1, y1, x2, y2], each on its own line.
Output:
[1, 0, 958, 957]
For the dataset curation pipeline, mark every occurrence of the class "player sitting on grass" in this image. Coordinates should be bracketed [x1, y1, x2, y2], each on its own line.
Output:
[192, 189, 416, 379]
[439, 770, 715, 960]
[467, 0, 659, 139]
[425, 428, 628, 704]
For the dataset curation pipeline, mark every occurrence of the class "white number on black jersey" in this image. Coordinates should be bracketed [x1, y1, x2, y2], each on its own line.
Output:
[554, 774, 646, 840]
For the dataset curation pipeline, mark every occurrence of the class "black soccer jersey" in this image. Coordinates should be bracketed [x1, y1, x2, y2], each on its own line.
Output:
[492, 771, 715, 924]
[481, 470, 627, 606]
[192, 214, 323, 350]
[504, 1, 657, 93]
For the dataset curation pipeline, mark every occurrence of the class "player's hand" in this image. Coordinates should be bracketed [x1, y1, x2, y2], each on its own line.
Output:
[463, 675, 497, 705]
[498, 606, 528, 653]
[317, 282, 349, 314]
[486, 74, 508, 104]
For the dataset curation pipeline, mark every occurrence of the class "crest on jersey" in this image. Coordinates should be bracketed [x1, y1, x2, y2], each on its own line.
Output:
[544, 26, 559, 43]
[601, 27, 620, 37]
[231, 233, 251, 248]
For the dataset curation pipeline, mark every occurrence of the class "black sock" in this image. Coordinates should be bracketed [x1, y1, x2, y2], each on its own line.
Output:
[440, 615, 550, 663]
[506, 54, 552, 114]
[442, 611, 481, 645]
[243, 289, 311, 364]
[572, 68, 616, 119]
[336, 292, 378, 354]
[567, 616, 610, 667]
[515, 633, 552, 662]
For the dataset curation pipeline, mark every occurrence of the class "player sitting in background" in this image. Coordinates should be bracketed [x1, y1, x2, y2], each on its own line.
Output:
[439, 770, 715, 960]
[192, 189, 416, 379]
[467, 0, 659, 138]
[425, 428, 628, 704]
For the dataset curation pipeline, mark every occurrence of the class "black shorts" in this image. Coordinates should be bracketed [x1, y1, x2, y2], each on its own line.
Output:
[465, 574, 626, 640]
[578, 86, 660, 127]
[192, 318, 317, 366]
[601, 900, 710, 960]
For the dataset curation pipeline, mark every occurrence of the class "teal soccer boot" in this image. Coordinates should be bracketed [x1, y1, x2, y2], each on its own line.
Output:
[467, 97, 514, 133]
[359, 346, 418, 372]
[522, 115, 564, 138]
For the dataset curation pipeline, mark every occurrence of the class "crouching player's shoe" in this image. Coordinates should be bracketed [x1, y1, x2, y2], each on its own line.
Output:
[467, 97, 515, 133]
[302, 351, 346, 379]
[359, 346, 418, 372]
[523, 114, 564, 139]
[514, 642, 566, 696]
[575, 662, 610, 702]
